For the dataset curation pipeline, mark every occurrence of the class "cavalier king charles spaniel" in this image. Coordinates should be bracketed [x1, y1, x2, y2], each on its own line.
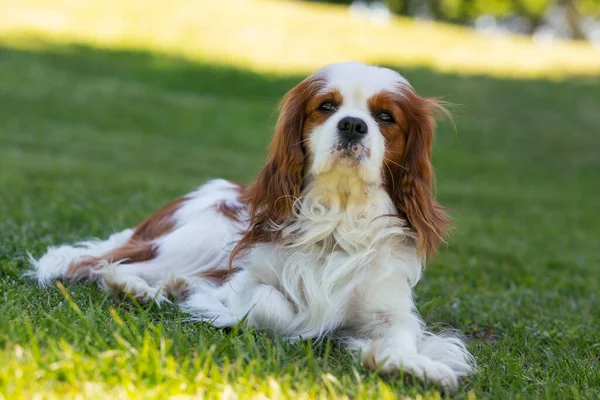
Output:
[30, 62, 474, 391]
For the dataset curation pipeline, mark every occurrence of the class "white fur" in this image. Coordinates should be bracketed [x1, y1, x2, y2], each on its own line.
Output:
[318, 62, 410, 96]
[27, 229, 134, 286]
[29, 63, 474, 392]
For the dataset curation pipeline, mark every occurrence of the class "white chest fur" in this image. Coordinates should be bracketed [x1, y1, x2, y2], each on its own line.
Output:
[228, 182, 421, 338]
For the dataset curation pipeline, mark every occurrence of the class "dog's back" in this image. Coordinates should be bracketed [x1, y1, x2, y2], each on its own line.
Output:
[29, 179, 246, 303]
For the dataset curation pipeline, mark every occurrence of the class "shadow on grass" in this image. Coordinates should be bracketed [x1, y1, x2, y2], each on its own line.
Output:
[0, 42, 301, 99]
[2, 39, 599, 104]
[3, 40, 599, 178]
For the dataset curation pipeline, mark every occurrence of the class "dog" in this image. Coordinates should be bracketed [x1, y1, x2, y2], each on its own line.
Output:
[30, 62, 474, 392]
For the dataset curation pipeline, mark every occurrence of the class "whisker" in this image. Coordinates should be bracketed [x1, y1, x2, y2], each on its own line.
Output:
[383, 160, 395, 192]
[384, 158, 409, 171]
[292, 137, 312, 147]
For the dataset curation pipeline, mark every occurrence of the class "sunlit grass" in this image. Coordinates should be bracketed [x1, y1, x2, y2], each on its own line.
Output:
[1, 0, 599, 78]
[0, 281, 427, 400]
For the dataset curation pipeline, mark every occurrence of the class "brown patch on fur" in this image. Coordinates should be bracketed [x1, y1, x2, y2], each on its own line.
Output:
[303, 89, 343, 137]
[368, 91, 408, 161]
[65, 241, 157, 280]
[370, 87, 450, 259]
[215, 183, 245, 222]
[103, 240, 157, 263]
[216, 201, 243, 222]
[65, 197, 187, 279]
[200, 267, 241, 284]
[229, 76, 326, 267]
[131, 197, 186, 241]
[64, 256, 104, 281]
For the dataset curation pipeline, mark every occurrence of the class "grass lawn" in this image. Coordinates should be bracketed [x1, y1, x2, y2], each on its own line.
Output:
[1, 1, 599, 399]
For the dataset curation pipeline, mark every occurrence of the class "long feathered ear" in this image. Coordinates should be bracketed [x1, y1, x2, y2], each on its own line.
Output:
[230, 76, 323, 264]
[386, 87, 450, 260]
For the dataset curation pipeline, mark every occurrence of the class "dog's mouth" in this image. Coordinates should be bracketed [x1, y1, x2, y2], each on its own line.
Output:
[332, 142, 370, 163]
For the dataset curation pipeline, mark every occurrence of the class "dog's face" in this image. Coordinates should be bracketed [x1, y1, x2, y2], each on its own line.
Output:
[303, 63, 411, 185]
[238, 62, 449, 260]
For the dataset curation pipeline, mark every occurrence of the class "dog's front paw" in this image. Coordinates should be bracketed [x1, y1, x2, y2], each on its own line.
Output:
[381, 354, 459, 393]
[358, 340, 460, 393]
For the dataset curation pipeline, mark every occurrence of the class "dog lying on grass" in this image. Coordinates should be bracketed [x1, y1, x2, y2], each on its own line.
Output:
[30, 62, 474, 392]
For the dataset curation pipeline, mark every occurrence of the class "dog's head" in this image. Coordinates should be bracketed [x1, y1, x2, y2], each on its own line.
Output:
[235, 62, 449, 261]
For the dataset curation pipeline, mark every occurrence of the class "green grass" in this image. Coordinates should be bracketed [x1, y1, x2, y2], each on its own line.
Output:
[1, 41, 599, 399]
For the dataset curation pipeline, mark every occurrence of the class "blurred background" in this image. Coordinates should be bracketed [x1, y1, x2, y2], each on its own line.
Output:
[2, 0, 600, 75]
[314, 0, 600, 45]
[1, 0, 599, 397]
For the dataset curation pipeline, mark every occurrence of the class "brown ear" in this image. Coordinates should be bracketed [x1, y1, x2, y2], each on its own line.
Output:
[230, 76, 323, 263]
[386, 88, 450, 260]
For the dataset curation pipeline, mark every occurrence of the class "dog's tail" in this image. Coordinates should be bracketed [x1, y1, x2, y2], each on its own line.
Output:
[26, 229, 134, 286]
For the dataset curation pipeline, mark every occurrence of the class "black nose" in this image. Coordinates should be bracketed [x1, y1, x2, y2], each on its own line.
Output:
[337, 117, 368, 141]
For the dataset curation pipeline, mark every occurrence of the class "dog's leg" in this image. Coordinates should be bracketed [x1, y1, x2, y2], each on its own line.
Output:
[27, 229, 134, 286]
[244, 283, 297, 333]
[344, 273, 474, 393]
[181, 269, 297, 332]
[218, 271, 297, 334]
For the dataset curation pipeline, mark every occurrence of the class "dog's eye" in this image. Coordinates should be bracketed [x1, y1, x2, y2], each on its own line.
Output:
[318, 101, 336, 112]
[376, 112, 394, 123]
